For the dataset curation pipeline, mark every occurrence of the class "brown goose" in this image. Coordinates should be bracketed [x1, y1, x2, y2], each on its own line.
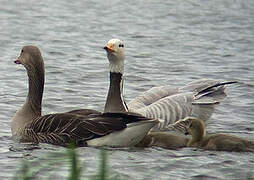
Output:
[103, 39, 237, 130]
[169, 117, 254, 152]
[11, 45, 158, 147]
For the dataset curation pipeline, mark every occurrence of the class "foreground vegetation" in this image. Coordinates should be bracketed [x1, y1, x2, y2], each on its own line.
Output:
[15, 145, 117, 180]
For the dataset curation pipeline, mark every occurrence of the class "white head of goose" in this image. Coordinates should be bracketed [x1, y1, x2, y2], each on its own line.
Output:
[103, 39, 127, 113]
[103, 39, 237, 131]
[169, 117, 254, 152]
[11, 45, 158, 147]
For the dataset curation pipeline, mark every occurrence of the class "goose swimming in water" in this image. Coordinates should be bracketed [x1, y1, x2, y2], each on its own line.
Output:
[169, 117, 254, 152]
[135, 131, 188, 149]
[11, 45, 158, 147]
[103, 39, 237, 130]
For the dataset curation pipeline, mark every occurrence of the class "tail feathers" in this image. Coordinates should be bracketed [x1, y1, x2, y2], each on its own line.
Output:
[195, 81, 237, 98]
[192, 81, 237, 102]
[181, 79, 221, 92]
[181, 79, 237, 94]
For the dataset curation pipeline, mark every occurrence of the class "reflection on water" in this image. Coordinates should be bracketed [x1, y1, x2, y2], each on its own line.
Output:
[0, 0, 254, 179]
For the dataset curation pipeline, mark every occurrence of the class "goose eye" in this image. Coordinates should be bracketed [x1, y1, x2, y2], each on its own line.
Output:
[21, 49, 24, 53]
[119, 44, 124, 48]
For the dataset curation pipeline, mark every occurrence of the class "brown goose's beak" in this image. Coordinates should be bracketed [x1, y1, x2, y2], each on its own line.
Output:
[14, 58, 21, 64]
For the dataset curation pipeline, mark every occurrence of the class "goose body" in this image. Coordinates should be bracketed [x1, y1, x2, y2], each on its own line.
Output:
[11, 46, 158, 147]
[103, 39, 236, 131]
[20, 112, 156, 147]
[128, 79, 234, 110]
[130, 80, 237, 130]
[169, 117, 254, 152]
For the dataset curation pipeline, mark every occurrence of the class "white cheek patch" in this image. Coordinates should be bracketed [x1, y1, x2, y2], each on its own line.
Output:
[109, 61, 124, 74]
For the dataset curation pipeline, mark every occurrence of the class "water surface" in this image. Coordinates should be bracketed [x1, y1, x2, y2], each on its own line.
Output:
[1, 0, 254, 179]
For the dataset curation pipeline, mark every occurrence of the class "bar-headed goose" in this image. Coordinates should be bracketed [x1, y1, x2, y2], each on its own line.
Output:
[103, 39, 127, 113]
[169, 117, 254, 152]
[103, 39, 237, 130]
[11, 45, 158, 147]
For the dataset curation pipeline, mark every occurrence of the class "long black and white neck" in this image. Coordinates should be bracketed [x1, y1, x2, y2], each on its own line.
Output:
[104, 57, 128, 113]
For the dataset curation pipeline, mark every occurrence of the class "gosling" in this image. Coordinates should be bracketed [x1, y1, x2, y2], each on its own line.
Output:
[135, 132, 189, 150]
[171, 117, 254, 152]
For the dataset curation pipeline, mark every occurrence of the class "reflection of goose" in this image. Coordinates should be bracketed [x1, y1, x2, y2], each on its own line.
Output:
[11, 46, 158, 147]
[169, 117, 254, 152]
[103, 39, 237, 130]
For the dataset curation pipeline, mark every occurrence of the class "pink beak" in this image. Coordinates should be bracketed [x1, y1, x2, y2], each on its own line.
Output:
[14, 57, 21, 64]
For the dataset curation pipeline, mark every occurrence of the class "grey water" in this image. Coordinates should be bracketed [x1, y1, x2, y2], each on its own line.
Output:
[1, 0, 254, 179]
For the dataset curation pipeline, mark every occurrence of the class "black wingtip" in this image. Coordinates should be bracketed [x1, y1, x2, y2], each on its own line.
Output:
[198, 80, 238, 95]
[220, 81, 238, 85]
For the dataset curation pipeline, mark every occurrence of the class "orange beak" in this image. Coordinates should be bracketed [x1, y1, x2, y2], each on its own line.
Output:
[106, 43, 115, 52]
